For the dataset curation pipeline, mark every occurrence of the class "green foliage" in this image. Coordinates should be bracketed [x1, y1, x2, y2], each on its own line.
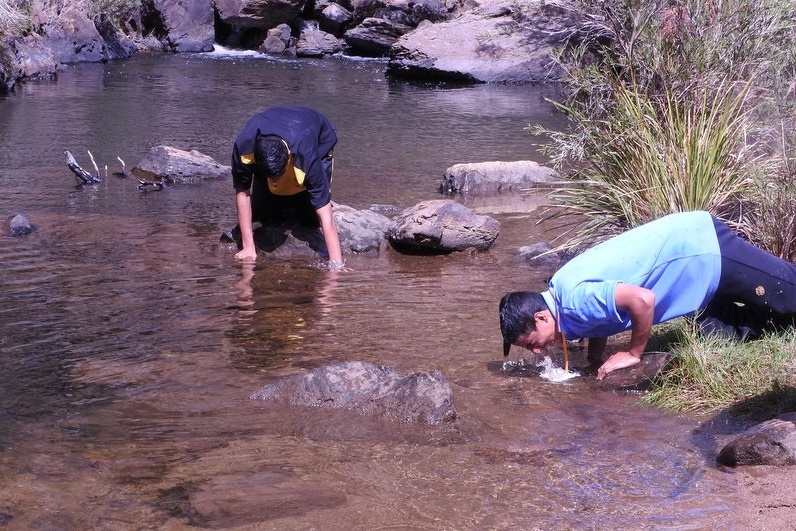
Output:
[84, 0, 141, 25]
[532, 0, 796, 251]
[642, 323, 796, 417]
[0, 0, 26, 38]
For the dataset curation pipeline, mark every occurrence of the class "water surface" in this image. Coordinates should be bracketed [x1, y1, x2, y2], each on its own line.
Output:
[0, 51, 742, 529]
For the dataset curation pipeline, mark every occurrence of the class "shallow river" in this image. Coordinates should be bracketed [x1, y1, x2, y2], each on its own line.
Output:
[0, 50, 745, 529]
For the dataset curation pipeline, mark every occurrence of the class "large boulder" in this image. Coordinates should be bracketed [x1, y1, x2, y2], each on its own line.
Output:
[132, 146, 230, 184]
[387, 0, 582, 82]
[215, 0, 305, 28]
[251, 361, 457, 424]
[717, 413, 796, 467]
[387, 199, 500, 253]
[150, 0, 216, 52]
[344, 17, 413, 56]
[440, 160, 559, 195]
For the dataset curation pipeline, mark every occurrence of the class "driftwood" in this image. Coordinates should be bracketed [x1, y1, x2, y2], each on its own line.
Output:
[65, 150, 101, 184]
[65, 150, 159, 190]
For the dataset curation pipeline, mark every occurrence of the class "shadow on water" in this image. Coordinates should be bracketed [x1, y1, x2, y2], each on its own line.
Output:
[0, 53, 746, 528]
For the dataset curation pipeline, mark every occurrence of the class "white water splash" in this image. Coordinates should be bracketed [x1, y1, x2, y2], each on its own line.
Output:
[536, 356, 580, 382]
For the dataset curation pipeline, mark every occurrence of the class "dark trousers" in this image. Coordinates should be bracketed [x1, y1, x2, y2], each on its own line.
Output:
[699, 216, 796, 339]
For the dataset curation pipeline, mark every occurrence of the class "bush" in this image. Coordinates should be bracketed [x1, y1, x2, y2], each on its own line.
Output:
[532, 0, 796, 253]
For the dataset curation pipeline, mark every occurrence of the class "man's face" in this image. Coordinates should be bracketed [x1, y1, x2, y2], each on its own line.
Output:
[514, 310, 557, 354]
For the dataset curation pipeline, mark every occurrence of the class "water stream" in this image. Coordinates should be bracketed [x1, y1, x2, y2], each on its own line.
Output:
[0, 50, 742, 529]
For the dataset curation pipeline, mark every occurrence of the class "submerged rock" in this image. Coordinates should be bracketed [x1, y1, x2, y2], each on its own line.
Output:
[7, 214, 34, 236]
[251, 360, 457, 424]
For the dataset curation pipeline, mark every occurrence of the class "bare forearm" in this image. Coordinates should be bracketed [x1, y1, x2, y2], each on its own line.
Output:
[316, 203, 343, 263]
[235, 191, 256, 258]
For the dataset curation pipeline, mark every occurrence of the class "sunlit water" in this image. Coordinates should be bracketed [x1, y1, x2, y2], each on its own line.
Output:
[0, 50, 745, 528]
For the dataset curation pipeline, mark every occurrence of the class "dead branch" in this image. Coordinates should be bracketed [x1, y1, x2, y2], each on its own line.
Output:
[65, 150, 102, 184]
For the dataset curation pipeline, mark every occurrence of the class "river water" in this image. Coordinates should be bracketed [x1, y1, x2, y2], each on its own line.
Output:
[0, 50, 744, 529]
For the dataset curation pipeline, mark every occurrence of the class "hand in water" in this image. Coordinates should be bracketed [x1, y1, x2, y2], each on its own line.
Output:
[327, 259, 348, 271]
[596, 351, 641, 380]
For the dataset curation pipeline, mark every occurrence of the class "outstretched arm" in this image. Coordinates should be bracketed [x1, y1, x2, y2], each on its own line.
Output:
[316, 203, 344, 267]
[234, 190, 257, 261]
[596, 284, 655, 380]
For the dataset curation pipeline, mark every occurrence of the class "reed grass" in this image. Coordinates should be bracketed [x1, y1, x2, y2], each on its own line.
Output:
[531, 0, 796, 251]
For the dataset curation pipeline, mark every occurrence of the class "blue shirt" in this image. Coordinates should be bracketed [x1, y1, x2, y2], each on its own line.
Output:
[542, 211, 721, 339]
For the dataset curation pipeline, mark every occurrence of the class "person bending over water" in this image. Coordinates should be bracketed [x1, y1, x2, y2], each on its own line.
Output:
[231, 106, 344, 269]
[499, 211, 796, 379]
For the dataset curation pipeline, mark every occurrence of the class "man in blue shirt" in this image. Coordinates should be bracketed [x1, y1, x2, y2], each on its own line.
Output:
[499, 211, 796, 379]
[231, 106, 343, 268]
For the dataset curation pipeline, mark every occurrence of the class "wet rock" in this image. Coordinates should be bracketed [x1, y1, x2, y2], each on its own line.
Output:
[332, 203, 391, 253]
[440, 160, 559, 196]
[717, 413, 796, 467]
[387, 199, 500, 253]
[132, 146, 230, 184]
[220, 203, 391, 257]
[7, 214, 34, 236]
[251, 361, 457, 424]
[514, 242, 561, 269]
[598, 352, 675, 391]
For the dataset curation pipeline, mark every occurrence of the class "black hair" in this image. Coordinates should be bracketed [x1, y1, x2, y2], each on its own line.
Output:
[253, 131, 289, 178]
[499, 291, 548, 347]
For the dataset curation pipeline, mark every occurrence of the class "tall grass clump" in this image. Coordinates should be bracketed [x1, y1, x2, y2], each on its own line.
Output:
[643, 324, 796, 418]
[533, 0, 796, 251]
[0, 0, 26, 38]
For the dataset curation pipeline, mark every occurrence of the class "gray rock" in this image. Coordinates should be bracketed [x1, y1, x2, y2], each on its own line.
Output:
[717, 413, 796, 467]
[251, 360, 457, 424]
[319, 3, 355, 37]
[132, 146, 230, 184]
[152, 0, 216, 52]
[332, 203, 391, 253]
[344, 17, 413, 56]
[215, 0, 304, 28]
[260, 23, 296, 55]
[388, 1, 582, 82]
[440, 160, 559, 195]
[296, 25, 345, 57]
[8, 214, 34, 236]
[387, 199, 500, 253]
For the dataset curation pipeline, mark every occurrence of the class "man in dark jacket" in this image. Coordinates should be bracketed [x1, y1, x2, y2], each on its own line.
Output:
[231, 106, 343, 267]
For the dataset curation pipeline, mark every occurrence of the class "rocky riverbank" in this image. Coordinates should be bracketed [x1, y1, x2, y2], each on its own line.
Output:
[0, 0, 587, 92]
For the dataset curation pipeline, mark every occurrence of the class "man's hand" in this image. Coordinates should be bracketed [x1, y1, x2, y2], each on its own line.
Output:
[234, 247, 257, 261]
[596, 351, 641, 380]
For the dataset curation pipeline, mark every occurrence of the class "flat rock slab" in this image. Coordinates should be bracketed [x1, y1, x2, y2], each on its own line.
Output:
[251, 361, 457, 424]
